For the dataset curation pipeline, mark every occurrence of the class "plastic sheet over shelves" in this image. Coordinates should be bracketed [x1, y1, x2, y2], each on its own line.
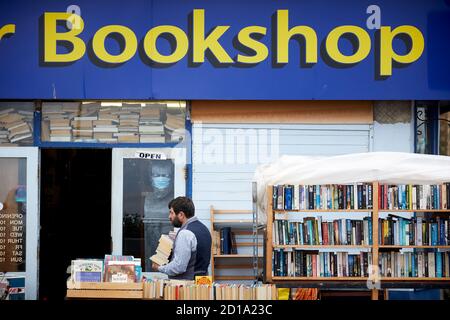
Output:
[253, 152, 450, 224]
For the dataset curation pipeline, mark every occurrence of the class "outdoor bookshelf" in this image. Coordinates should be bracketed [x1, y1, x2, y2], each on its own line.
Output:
[210, 206, 263, 281]
[265, 182, 450, 300]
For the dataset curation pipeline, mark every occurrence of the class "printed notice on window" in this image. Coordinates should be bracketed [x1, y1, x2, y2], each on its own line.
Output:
[0, 158, 27, 272]
[0, 210, 26, 271]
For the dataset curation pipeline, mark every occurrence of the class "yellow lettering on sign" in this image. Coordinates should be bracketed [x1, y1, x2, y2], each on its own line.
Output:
[326, 26, 371, 64]
[277, 10, 317, 64]
[44, 12, 86, 62]
[37, 9, 425, 76]
[379, 25, 424, 76]
[237, 26, 268, 64]
[0, 24, 15, 40]
[143, 26, 188, 63]
[193, 9, 233, 63]
[92, 25, 137, 63]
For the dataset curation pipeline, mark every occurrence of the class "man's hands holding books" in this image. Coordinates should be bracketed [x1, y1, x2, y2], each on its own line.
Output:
[152, 262, 160, 271]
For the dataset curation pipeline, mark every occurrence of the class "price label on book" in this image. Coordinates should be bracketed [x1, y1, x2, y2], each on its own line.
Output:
[135, 151, 167, 160]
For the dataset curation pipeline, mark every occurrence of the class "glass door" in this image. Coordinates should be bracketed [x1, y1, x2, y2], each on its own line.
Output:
[111, 148, 186, 272]
[0, 147, 38, 300]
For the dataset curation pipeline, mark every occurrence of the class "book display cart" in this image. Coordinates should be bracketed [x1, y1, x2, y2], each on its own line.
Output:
[66, 281, 143, 299]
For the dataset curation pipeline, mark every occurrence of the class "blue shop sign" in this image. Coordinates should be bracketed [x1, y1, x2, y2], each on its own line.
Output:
[0, 0, 449, 100]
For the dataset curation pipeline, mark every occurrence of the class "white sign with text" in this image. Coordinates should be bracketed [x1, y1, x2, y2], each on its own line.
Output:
[134, 151, 167, 160]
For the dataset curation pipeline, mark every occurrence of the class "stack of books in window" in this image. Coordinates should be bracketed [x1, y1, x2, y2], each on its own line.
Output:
[42, 103, 78, 142]
[42, 102, 185, 143]
[139, 105, 165, 143]
[72, 117, 94, 142]
[164, 112, 185, 142]
[50, 118, 72, 142]
[0, 108, 34, 145]
[115, 104, 138, 143]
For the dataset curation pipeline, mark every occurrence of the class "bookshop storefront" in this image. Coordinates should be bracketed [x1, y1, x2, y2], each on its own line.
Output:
[1, 0, 450, 300]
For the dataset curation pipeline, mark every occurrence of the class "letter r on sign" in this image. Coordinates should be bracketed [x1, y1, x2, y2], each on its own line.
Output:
[0, 24, 16, 41]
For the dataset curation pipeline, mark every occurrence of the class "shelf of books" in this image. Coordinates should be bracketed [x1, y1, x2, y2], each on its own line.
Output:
[0, 106, 34, 146]
[67, 254, 277, 300]
[40, 101, 185, 144]
[143, 280, 277, 300]
[265, 182, 450, 288]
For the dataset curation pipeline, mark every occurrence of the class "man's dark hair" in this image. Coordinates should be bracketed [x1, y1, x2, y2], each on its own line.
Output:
[168, 196, 195, 218]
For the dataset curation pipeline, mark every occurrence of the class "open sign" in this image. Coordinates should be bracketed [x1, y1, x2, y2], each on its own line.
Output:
[135, 151, 166, 160]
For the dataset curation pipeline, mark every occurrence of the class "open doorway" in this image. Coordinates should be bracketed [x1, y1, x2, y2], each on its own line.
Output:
[39, 149, 112, 300]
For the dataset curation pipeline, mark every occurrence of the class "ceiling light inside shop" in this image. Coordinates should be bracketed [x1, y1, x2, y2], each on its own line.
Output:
[101, 102, 122, 107]
[166, 101, 186, 108]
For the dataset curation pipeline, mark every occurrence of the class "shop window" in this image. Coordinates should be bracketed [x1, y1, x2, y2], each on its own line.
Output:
[439, 101, 450, 156]
[0, 102, 35, 146]
[415, 101, 439, 154]
[374, 101, 411, 124]
[0, 158, 27, 273]
[122, 158, 175, 272]
[40, 101, 186, 144]
[415, 100, 450, 155]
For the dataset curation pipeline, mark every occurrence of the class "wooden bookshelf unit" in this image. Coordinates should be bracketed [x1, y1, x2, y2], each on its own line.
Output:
[265, 182, 450, 300]
[210, 206, 263, 281]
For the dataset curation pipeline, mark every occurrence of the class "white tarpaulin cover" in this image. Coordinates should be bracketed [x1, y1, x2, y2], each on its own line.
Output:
[253, 152, 450, 224]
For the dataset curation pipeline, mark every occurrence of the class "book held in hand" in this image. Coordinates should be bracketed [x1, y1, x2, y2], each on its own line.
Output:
[150, 234, 174, 266]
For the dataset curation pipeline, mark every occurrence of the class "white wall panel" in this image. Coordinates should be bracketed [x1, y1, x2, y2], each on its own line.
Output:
[193, 124, 371, 221]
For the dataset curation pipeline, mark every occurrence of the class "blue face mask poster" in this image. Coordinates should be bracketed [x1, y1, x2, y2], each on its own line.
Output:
[0, 0, 449, 100]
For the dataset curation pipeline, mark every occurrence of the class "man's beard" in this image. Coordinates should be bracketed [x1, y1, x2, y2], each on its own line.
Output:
[172, 216, 182, 228]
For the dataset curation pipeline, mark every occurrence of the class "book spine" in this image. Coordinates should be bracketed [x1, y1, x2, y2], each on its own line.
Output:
[284, 185, 292, 210]
[272, 185, 278, 210]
